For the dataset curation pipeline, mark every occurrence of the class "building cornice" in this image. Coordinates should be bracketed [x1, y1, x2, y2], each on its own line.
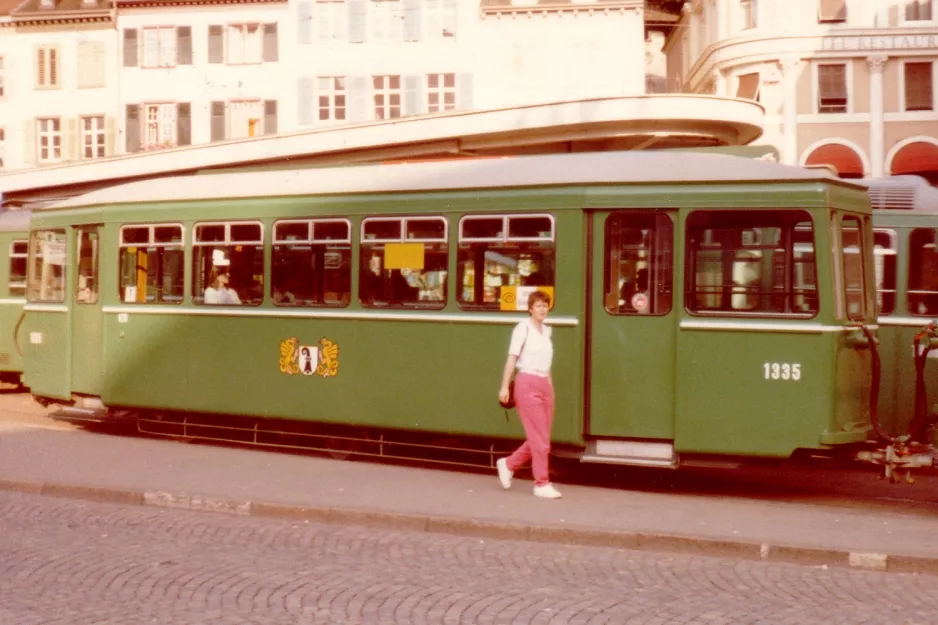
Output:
[683, 28, 938, 90]
[480, 0, 641, 18]
[115, 0, 284, 6]
[12, 13, 112, 25]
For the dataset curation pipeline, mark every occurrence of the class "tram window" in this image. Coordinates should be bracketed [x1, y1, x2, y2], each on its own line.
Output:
[603, 213, 673, 315]
[873, 229, 897, 316]
[272, 219, 351, 308]
[118, 224, 184, 305]
[841, 216, 867, 321]
[9, 240, 27, 297]
[908, 228, 938, 316]
[360, 216, 447, 309]
[457, 214, 556, 311]
[685, 210, 818, 316]
[26, 229, 66, 304]
[75, 228, 99, 305]
[193, 221, 264, 306]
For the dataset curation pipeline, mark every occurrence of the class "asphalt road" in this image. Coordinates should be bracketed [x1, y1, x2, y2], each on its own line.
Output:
[3, 490, 938, 625]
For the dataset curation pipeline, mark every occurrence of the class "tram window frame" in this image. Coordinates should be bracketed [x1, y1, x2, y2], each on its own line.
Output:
[192, 221, 265, 307]
[26, 229, 67, 304]
[840, 215, 869, 321]
[118, 223, 185, 305]
[684, 210, 819, 318]
[272, 218, 352, 308]
[360, 216, 449, 310]
[8, 240, 27, 297]
[603, 212, 673, 316]
[872, 228, 897, 316]
[456, 213, 556, 311]
[907, 227, 938, 317]
[75, 227, 100, 305]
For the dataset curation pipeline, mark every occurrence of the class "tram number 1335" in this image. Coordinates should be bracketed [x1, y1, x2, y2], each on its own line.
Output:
[763, 362, 802, 381]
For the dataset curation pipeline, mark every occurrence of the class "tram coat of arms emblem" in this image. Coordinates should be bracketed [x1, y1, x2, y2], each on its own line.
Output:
[279, 337, 339, 378]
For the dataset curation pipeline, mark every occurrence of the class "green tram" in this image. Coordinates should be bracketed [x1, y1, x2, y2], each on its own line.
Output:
[21, 151, 880, 469]
[0, 210, 30, 387]
[858, 176, 938, 440]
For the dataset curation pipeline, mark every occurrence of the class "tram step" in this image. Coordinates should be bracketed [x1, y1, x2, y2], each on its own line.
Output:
[580, 440, 678, 468]
[50, 406, 109, 425]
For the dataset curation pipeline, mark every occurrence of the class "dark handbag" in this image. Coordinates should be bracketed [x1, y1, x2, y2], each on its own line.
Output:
[500, 379, 517, 409]
[498, 325, 529, 411]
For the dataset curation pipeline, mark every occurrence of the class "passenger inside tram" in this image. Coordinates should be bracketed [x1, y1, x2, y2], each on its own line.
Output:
[204, 252, 242, 305]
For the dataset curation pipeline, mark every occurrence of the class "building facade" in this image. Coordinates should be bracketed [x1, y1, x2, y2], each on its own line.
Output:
[0, 0, 648, 172]
[0, 0, 119, 170]
[666, 0, 938, 183]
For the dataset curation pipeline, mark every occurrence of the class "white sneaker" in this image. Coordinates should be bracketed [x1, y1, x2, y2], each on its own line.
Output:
[533, 483, 562, 499]
[496, 458, 513, 489]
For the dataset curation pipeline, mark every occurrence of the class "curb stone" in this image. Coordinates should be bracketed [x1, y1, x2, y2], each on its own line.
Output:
[0, 478, 921, 575]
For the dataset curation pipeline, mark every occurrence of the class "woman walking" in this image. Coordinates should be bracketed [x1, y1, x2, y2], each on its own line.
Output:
[497, 290, 562, 499]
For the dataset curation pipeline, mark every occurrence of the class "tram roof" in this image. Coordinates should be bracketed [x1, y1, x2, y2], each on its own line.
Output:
[47, 151, 860, 211]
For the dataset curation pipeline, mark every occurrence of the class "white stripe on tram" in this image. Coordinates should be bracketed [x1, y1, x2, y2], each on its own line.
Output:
[877, 316, 938, 328]
[100, 305, 580, 327]
[0, 299, 26, 305]
[679, 320, 876, 333]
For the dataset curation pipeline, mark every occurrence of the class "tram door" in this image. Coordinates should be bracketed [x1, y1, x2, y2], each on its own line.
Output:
[70, 226, 103, 395]
[588, 211, 677, 440]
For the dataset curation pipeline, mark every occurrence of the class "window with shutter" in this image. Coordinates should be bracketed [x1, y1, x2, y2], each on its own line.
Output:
[298, 2, 313, 45]
[78, 42, 105, 89]
[263, 24, 278, 62]
[177, 27, 193, 65]
[264, 100, 278, 135]
[144, 104, 176, 148]
[0, 57, 5, 98]
[371, 0, 404, 42]
[211, 101, 227, 141]
[905, 62, 934, 111]
[424, 0, 456, 39]
[126, 105, 141, 153]
[123, 29, 138, 67]
[228, 101, 262, 139]
[426, 73, 455, 113]
[0, 128, 6, 169]
[317, 77, 346, 121]
[905, 0, 933, 21]
[177, 103, 191, 145]
[37, 118, 62, 162]
[142, 27, 177, 68]
[818, 0, 847, 22]
[80, 116, 106, 159]
[315, 1, 347, 43]
[373, 75, 401, 120]
[228, 24, 263, 64]
[208, 26, 224, 63]
[36, 46, 60, 88]
[818, 64, 848, 113]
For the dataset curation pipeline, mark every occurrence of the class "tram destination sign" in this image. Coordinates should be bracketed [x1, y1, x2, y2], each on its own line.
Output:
[821, 34, 938, 51]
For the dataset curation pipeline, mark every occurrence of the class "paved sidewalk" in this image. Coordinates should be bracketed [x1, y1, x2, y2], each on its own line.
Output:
[2, 414, 938, 575]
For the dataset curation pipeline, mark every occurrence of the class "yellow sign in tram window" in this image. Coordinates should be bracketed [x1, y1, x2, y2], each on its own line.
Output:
[500, 286, 555, 311]
[384, 243, 425, 270]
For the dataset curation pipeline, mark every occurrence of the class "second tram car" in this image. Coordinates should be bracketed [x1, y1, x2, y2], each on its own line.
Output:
[0, 210, 30, 387]
[20, 151, 878, 468]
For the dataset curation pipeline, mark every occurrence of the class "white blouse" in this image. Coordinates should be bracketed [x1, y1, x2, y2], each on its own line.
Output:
[508, 319, 553, 375]
[204, 287, 242, 305]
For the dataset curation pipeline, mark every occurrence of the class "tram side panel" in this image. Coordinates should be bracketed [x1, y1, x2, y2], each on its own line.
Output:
[98, 207, 587, 447]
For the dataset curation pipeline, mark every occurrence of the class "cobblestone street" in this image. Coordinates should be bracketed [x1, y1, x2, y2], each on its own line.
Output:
[2, 491, 938, 625]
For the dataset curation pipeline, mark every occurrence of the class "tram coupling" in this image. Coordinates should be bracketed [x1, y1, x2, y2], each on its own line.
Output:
[857, 439, 936, 484]
[856, 321, 938, 484]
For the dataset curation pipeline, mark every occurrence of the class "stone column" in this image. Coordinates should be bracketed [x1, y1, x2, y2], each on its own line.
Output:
[868, 55, 888, 178]
[779, 58, 800, 166]
[716, 0, 729, 40]
[712, 68, 726, 96]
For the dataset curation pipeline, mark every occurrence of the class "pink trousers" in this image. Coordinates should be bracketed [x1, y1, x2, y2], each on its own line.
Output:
[506, 373, 555, 487]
